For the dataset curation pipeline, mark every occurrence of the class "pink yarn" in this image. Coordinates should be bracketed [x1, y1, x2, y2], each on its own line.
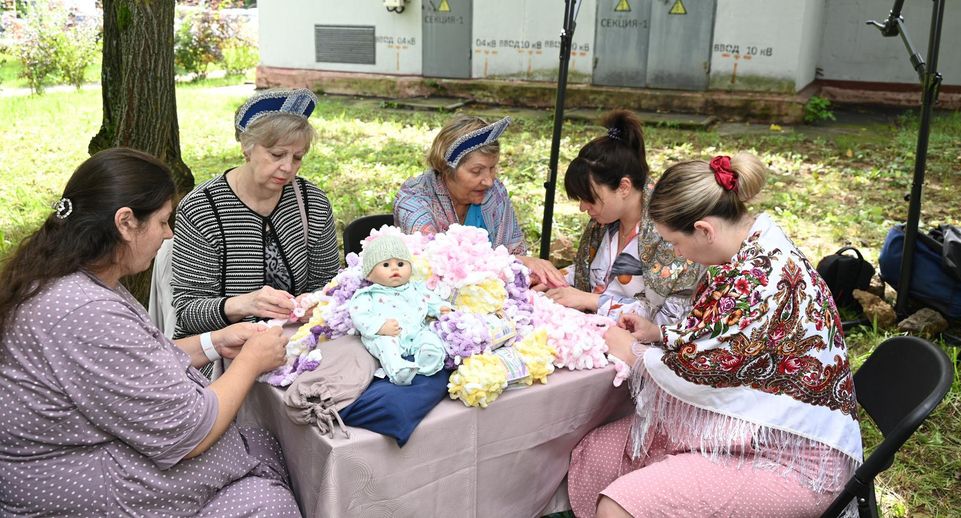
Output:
[530, 293, 614, 370]
[268, 225, 627, 386]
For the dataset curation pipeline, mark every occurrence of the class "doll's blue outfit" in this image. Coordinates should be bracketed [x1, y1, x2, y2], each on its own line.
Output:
[348, 281, 448, 385]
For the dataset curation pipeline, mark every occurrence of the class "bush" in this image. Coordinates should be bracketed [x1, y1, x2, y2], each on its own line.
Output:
[11, 2, 101, 94]
[175, 6, 258, 80]
[222, 41, 258, 76]
[57, 21, 101, 89]
[804, 95, 837, 124]
[174, 10, 227, 80]
[0, 52, 5, 87]
[14, 9, 62, 94]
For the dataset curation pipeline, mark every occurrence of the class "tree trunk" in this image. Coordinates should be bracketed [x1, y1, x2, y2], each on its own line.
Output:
[90, 0, 195, 304]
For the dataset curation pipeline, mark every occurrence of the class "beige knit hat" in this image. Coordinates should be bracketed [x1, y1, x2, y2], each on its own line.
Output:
[362, 236, 412, 277]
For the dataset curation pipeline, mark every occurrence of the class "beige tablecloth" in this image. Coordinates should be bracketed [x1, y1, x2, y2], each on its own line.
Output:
[238, 364, 632, 518]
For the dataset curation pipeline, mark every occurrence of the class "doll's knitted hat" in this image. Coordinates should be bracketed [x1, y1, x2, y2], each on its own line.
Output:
[362, 236, 412, 277]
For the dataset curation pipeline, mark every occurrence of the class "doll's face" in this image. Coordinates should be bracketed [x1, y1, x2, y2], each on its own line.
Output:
[367, 258, 412, 287]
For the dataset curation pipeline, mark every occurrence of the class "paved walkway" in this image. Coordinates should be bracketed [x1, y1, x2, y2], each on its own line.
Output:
[0, 83, 100, 97]
[0, 81, 256, 98]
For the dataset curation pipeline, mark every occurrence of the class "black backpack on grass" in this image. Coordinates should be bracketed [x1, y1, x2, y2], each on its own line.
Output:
[817, 246, 875, 310]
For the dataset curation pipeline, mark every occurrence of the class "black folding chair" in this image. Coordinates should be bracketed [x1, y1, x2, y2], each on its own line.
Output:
[343, 214, 394, 256]
[821, 336, 954, 517]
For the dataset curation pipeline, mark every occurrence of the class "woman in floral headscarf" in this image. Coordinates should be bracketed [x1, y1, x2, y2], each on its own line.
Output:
[568, 152, 862, 518]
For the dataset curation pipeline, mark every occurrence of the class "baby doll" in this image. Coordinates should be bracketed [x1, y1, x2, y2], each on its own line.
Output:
[348, 236, 451, 385]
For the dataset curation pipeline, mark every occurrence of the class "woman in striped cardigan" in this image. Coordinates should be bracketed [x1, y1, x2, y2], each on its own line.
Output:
[171, 89, 339, 340]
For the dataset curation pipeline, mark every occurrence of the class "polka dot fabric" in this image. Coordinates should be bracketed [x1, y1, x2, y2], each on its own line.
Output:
[568, 416, 837, 518]
[0, 272, 300, 516]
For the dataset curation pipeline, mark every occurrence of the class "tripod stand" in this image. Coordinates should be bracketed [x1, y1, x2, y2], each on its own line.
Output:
[866, 0, 946, 318]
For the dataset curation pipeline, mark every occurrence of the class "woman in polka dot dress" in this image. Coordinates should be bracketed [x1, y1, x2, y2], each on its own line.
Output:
[0, 149, 300, 516]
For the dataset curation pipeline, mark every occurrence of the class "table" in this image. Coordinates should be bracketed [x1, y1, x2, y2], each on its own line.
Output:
[238, 362, 632, 518]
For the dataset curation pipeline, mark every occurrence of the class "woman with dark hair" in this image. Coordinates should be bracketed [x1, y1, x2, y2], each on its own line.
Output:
[0, 148, 299, 516]
[568, 152, 861, 517]
[547, 110, 701, 323]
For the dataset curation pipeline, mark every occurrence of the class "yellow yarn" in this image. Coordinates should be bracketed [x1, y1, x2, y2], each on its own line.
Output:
[454, 278, 507, 314]
[447, 353, 508, 408]
[514, 328, 556, 384]
[289, 301, 328, 342]
[410, 256, 433, 283]
[448, 328, 558, 407]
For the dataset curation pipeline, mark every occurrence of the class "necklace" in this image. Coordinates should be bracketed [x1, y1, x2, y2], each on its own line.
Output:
[618, 220, 640, 246]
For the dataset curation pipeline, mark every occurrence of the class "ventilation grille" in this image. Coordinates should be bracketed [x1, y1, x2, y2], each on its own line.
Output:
[314, 25, 375, 65]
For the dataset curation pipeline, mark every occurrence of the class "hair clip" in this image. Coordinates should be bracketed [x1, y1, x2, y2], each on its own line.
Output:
[54, 197, 73, 220]
[444, 117, 512, 170]
[235, 88, 319, 133]
[607, 127, 622, 141]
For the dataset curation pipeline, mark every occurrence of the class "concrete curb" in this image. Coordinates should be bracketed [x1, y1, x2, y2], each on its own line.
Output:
[257, 66, 808, 124]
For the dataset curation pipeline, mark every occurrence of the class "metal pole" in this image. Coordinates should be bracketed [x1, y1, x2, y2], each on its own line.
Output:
[894, 0, 945, 316]
[539, 0, 578, 260]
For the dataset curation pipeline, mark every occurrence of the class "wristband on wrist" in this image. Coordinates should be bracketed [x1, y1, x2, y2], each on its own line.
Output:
[200, 332, 221, 362]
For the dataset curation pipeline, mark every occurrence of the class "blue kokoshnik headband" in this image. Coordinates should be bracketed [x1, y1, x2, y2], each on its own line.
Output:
[235, 88, 319, 133]
[444, 116, 512, 170]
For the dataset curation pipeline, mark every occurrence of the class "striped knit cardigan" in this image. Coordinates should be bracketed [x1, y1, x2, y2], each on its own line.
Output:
[171, 173, 339, 338]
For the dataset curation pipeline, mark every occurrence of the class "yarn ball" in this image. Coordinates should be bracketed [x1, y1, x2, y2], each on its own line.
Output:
[270, 224, 624, 393]
[447, 353, 508, 408]
[454, 278, 507, 314]
[431, 311, 493, 369]
[514, 328, 556, 385]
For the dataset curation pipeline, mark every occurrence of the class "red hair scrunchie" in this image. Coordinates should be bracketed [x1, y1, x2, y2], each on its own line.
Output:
[709, 155, 738, 192]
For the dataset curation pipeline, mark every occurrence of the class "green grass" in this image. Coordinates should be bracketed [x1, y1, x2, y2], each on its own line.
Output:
[0, 51, 23, 87]
[1, 86, 959, 516]
[845, 327, 961, 517]
[0, 50, 103, 90]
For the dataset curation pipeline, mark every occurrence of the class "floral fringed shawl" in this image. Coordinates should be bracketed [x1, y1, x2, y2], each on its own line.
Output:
[571, 181, 704, 322]
[632, 213, 862, 498]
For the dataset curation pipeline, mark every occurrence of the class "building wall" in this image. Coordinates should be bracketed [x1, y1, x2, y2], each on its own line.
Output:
[709, 0, 822, 93]
[259, 0, 423, 75]
[471, 0, 596, 83]
[257, 0, 960, 90]
[818, 0, 960, 87]
[795, 0, 826, 92]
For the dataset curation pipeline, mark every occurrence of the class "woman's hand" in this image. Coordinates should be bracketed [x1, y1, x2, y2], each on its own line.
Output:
[187, 326, 287, 459]
[604, 326, 639, 365]
[546, 286, 600, 312]
[212, 322, 267, 360]
[517, 255, 567, 290]
[618, 313, 662, 343]
[225, 286, 296, 321]
[233, 326, 287, 374]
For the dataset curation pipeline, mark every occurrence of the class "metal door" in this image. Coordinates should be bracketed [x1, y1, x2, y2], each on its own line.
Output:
[593, 0, 652, 88]
[422, 0, 473, 78]
[646, 0, 716, 90]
